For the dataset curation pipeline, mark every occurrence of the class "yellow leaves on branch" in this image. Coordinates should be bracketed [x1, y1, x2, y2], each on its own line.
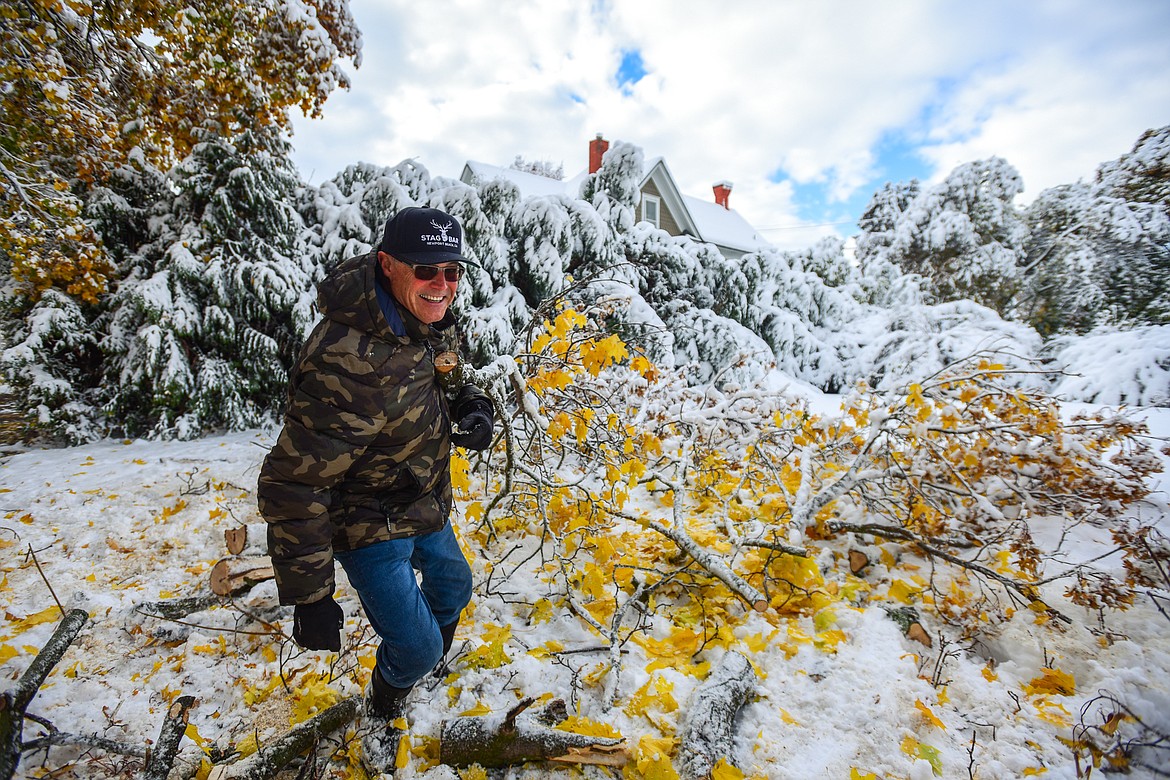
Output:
[526, 308, 646, 397]
[1, 0, 359, 303]
[581, 334, 629, 377]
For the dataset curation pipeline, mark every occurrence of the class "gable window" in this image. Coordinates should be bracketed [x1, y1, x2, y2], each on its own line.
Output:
[641, 194, 661, 228]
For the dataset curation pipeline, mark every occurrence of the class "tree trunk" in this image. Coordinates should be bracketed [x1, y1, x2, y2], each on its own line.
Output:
[440, 697, 625, 769]
[677, 651, 757, 780]
[0, 608, 88, 780]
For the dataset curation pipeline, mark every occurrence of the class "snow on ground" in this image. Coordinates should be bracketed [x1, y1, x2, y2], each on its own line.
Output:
[1, 402, 1169, 779]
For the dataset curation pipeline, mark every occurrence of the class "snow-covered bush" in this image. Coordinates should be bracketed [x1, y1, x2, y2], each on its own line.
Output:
[1046, 324, 1170, 407]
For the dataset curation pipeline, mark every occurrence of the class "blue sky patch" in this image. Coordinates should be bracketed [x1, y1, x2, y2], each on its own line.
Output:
[615, 49, 647, 95]
[767, 131, 934, 236]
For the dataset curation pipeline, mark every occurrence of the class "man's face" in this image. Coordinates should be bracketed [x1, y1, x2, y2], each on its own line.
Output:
[379, 251, 458, 324]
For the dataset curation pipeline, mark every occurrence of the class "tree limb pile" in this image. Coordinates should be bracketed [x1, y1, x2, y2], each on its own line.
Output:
[440, 697, 625, 769]
[677, 651, 757, 780]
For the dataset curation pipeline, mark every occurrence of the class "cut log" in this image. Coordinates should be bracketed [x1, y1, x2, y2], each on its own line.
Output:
[677, 651, 757, 780]
[0, 608, 88, 780]
[224, 527, 248, 556]
[883, 606, 932, 647]
[207, 697, 360, 780]
[440, 697, 625, 769]
[209, 556, 274, 597]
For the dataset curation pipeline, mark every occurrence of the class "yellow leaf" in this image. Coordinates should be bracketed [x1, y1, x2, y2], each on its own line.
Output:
[460, 701, 491, 717]
[1024, 667, 1076, 697]
[8, 606, 63, 634]
[887, 579, 919, 604]
[1022, 768, 1047, 776]
[559, 715, 623, 740]
[812, 609, 837, 632]
[981, 664, 998, 683]
[236, 732, 259, 758]
[1034, 699, 1072, 727]
[529, 598, 553, 624]
[915, 699, 946, 730]
[547, 411, 572, 442]
[814, 629, 846, 653]
[850, 769, 879, 780]
[779, 708, 800, 726]
[581, 334, 629, 376]
[450, 453, 470, 491]
[458, 765, 489, 780]
[743, 632, 772, 653]
[580, 563, 607, 600]
[395, 732, 410, 769]
[711, 757, 744, 780]
[528, 640, 564, 659]
[634, 734, 679, 780]
[625, 675, 678, 718]
[185, 723, 208, 749]
[0, 645, 16, 664]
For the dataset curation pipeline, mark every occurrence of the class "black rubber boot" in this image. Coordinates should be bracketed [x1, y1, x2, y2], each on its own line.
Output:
[432, 620, 458, 679]
[361, 671, 412, 774]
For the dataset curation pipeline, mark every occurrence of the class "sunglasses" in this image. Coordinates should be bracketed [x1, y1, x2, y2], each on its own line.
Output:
[398, 258, 464, 282]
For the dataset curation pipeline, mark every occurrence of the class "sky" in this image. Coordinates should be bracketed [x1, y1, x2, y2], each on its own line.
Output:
[289, 0, 1170, 251]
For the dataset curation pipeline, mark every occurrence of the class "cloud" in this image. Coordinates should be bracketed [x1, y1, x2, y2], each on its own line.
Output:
[289, 0, 1170, 242]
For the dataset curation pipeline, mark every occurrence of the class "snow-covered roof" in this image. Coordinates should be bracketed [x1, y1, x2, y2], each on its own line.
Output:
[682, 194, 771, 255]
[460, 161, 586, 199]
[460, 155, 772, 258]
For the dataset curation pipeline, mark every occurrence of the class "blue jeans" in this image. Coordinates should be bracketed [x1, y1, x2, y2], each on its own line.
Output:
[335, 522, 472, 688]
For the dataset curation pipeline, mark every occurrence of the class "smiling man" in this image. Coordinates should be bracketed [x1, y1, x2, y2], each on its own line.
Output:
[257, 206, 494, 774]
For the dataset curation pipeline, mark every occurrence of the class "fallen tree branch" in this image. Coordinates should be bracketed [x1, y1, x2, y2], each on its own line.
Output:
[440, 696, 625, 769]
[144, 695, 197, 780]
[740, 537, 808, 557]
[207, 696, 360, 780]
[830, 520, 1071, 624]
[0, 608, 88, 780]
[677, 651, 757, 780]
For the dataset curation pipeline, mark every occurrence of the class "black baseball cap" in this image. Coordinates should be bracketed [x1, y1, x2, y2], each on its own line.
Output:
[379, 206, 468, 265]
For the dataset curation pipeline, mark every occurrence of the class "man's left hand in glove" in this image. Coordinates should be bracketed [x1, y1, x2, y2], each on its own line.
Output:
[450, 386, 494, 451]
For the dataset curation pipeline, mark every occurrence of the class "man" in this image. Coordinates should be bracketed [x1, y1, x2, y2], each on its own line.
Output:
[257, 206, 494, 773]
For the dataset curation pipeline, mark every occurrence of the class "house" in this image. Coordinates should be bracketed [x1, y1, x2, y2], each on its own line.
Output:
[459, 135, 772, 261]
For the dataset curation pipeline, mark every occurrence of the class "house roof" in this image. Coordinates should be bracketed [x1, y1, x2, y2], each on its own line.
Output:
[459, 156, 772, 257]
[459, 161, 586, 199]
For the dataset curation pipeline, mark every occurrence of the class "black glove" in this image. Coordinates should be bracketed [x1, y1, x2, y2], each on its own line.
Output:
[450, 387, 494, 451]
[292, 597, 343, 652]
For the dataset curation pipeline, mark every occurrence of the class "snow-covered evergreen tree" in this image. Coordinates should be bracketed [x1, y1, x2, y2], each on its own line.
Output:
[101, 128, 314, 438]
[730, 239, 865, 393]
[1019, 127, 1170, 336]
[856, 158, 1028, 314]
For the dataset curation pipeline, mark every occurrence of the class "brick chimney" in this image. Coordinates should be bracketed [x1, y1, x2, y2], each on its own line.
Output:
[589, 134, 609, 174]
[713, 180, 733, 209]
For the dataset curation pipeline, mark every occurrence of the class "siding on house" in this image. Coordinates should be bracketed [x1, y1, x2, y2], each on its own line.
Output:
[639, 180, 684, 236]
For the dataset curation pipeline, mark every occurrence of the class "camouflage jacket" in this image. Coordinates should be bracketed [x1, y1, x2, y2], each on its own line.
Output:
[257, 251, 482, 606]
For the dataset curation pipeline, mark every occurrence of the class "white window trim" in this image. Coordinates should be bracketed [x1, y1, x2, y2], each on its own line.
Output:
[641, 193, 661, 228]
